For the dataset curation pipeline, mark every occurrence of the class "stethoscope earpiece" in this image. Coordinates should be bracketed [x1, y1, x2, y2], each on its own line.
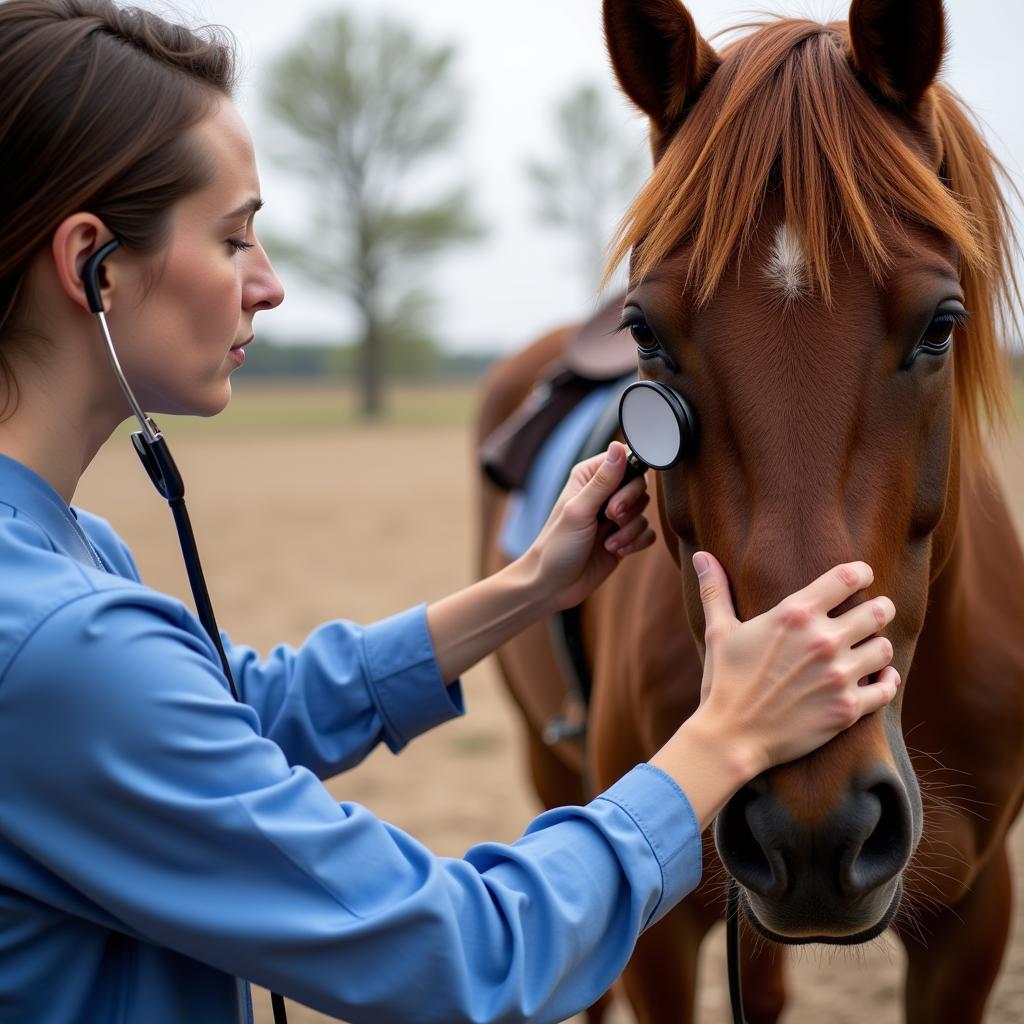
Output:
[83, 238, 121, 314]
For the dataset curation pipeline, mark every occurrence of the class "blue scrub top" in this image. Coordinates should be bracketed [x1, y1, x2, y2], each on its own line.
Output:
[0, 453, 702, 1024]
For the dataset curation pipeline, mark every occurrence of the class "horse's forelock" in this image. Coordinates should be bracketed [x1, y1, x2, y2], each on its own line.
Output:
[605, 16, 1018, 462]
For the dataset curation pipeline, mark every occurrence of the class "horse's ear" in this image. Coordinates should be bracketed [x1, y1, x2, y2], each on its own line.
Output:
[848, 0, 946, 111]
[603, 0, 719, 141]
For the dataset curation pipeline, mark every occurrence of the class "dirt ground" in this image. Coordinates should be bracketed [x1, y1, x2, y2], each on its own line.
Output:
[75, 402, 1024, 1024]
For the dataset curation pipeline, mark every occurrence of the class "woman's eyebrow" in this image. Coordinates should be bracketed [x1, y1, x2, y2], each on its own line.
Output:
[221, 197, 264, 221]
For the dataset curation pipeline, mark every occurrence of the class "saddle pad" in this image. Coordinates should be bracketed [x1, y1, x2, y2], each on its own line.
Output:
[499, 378, 629, 560]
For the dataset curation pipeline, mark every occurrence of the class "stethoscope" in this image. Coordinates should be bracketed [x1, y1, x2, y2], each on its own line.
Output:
[83, 242, 746, 1024]
[83, 238, 291, 1024]
[598, 378, 697, 518]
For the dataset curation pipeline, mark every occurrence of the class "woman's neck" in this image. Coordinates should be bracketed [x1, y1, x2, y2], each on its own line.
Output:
[0, 351, 124, 504]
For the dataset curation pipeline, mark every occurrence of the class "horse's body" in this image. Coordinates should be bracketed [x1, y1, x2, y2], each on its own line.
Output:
[477, 3, 1024, 1022]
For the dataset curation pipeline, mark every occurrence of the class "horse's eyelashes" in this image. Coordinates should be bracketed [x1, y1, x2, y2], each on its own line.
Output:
[629, 321, 658, 350]
[921, 310, 970, 347]
[903, 309, 970, 369]
[617, 312, 660, 352]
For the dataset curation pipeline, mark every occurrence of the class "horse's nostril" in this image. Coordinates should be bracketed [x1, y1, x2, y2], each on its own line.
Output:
[718, 769, 913, 913]
[840, 780, 911, 896]
[716, 786, 787, 899]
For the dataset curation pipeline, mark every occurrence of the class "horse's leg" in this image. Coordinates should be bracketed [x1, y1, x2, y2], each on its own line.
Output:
[900, 843, 1012, 1024]
[618, 901, 713, 1024]
[617, 901, 788, 1024]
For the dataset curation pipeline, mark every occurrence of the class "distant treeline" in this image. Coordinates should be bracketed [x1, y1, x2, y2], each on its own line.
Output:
[246, 340, 1024, 386]
[245, 337, 496, 382]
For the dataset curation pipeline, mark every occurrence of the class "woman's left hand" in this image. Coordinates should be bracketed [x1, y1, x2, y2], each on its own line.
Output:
[525, 442, 656, 613]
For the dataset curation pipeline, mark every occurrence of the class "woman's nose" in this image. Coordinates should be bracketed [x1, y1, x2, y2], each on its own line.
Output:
[245, 243, 285, 312]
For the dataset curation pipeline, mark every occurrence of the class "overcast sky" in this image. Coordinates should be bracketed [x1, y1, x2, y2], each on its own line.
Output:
[166, 0, 1023, 354]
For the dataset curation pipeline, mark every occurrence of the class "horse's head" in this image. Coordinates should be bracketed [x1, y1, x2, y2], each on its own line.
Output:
[604, 0, 1016, 943]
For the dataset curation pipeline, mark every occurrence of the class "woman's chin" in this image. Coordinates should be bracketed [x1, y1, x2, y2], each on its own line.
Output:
[142, 381, 233, 421]
[191, 387, 232, 418]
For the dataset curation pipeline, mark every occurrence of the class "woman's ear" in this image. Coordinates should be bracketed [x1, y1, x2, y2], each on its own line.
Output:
[51, 215, 117, 314]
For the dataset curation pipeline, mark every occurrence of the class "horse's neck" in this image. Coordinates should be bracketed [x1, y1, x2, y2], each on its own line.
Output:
[909, 457, 1024, 739]
[929, 458, 1022, 628]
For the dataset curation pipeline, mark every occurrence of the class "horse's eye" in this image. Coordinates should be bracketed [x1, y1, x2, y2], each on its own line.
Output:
[903, 306, 970, 368]
[629, 319, 658, 351]
[920, 314, 958, 348]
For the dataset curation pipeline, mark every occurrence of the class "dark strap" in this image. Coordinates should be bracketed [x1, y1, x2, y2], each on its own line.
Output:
[479, 291, 631, 492]
[132, 429, 288, 1022]
[727, 878, 747, 1023]
[542, 374, 636, 747]
[480, 366, 603, 491]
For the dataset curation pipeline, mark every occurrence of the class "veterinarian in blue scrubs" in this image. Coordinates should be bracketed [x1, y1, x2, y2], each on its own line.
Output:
[0, 3, 901, 1021]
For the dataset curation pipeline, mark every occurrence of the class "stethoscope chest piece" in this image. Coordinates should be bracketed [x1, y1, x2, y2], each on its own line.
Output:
[618, 379, 698, 471]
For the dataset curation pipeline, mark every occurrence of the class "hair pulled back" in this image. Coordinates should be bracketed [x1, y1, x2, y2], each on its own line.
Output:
[0, 0, 236, 382]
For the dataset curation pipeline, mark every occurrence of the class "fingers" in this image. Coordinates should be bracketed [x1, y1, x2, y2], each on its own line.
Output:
[792, 561, 875, 614]
[693, 550, 738, 637]
[855, 665, 901, 717]
[618, 526, 657, 556]
[834, 595, 895, 645]
[604, 508, 651, 554]
[844, 634, 894, 682]
[567, 448, 611, 488]
[605, 476, 649, 526]
[565, 443, 629, 522]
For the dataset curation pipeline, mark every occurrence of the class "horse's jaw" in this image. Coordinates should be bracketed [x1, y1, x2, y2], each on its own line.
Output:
[737, 878, 904, 946]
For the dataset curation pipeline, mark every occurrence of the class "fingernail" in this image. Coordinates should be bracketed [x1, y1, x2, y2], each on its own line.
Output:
[606, 445, 623, 465]
[692, 552, 709, 576]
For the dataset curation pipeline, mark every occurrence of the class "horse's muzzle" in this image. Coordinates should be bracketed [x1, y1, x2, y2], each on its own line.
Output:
[741, 881, 903, 946]
[714, 762, 914, 942]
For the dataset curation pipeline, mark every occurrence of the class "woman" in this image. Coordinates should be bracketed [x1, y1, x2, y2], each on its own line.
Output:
[0, 2, 901, 1022]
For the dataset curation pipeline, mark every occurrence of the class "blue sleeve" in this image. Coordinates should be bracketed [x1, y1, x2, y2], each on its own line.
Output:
[221, 605, 464, 776]
[0, 592, 703, 1024]
[75, 508, 462, 774]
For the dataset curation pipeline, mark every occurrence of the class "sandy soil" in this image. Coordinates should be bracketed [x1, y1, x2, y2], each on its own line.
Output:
[75, 413, 1024, 1024]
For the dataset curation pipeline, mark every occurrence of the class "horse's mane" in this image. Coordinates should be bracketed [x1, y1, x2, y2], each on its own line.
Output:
[607, 18, 1020, 454]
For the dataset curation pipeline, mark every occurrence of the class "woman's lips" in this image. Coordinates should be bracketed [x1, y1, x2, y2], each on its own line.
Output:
[228, 336, 253, 365]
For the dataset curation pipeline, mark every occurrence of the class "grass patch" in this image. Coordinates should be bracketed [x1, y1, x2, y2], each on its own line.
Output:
[448, 732, 501, 756]
[115, 380, 480, 438]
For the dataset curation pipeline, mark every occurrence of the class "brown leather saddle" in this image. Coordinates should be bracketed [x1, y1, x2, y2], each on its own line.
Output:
[480, 292, 635, 748]
[480, 292, 632, 491]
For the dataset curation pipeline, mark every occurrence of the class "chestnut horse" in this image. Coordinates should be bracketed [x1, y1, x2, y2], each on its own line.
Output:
[477, 2, 1024, 1022]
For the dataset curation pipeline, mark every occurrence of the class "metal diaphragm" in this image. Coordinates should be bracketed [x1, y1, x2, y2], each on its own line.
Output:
[618, 380, 697, 470]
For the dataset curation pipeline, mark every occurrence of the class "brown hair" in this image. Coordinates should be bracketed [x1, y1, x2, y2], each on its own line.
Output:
[0, 0, 236, 399]
[606, 18, 1020, 454]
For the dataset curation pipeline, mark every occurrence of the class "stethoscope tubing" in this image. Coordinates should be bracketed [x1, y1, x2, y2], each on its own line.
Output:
[84, 239, 287, 1024]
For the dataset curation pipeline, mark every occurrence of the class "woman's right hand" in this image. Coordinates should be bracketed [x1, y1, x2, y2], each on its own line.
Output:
[649, 553, 899, 827]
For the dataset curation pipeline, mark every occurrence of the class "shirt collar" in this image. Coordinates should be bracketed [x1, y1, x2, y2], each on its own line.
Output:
[0, 453, 104, 570]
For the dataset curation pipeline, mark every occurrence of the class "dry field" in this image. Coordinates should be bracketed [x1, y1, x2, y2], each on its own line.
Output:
[75, 382, 1024, 1024]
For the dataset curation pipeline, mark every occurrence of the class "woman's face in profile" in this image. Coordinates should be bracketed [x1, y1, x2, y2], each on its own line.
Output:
[109, 97, 285, 418]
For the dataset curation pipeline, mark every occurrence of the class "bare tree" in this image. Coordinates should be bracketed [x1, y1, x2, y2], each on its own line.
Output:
[264, 10, 481, 416]
[526, 83, 646, 295]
